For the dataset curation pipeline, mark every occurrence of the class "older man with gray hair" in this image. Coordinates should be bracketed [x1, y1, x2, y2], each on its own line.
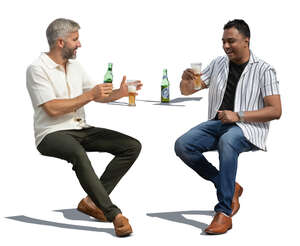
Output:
[26, 18, 142, 237]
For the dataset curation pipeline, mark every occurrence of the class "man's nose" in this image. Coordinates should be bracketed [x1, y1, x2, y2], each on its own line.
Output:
[223, 42, 229, 49]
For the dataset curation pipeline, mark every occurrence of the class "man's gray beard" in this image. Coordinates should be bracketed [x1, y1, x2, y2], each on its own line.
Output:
[62, 46, 76, 60]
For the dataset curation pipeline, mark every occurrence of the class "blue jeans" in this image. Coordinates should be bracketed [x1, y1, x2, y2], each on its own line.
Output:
[174, 120, 257, 216]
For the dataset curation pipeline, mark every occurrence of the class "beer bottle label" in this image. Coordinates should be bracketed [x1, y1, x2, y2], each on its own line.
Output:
[161, 87, 169, 99]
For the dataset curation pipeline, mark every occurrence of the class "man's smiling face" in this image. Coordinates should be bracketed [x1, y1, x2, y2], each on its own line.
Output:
[222, 27, 249, 64]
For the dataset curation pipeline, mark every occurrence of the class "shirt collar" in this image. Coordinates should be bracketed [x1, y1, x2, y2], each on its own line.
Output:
[248, 50, 259, 64]
[225, 49, 259, 65]
[40, 52, 74, 69]
[40, 52, 59, 69]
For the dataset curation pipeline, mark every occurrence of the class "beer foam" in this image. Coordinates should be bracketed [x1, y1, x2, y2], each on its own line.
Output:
[192, 68, 201, 73]
[191, 63, 202, 74]
[128, 85, 136, 93]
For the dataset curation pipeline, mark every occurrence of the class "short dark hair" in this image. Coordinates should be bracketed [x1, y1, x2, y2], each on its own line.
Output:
[223, 19, 250, 39]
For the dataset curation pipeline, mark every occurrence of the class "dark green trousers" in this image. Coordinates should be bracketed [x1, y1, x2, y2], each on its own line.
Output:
[37, 127, 142, 221]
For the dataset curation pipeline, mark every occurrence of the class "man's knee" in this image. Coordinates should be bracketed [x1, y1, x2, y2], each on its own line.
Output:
[127, 138, 142, 157]
[174, 136, 186, 157]
[133, 139, 142, 154]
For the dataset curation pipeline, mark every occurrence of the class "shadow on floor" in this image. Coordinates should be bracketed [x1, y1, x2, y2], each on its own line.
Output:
[147, 210, 214, 235]
[53, 208, 97, 222]
[6, 208, 215, 236]
[106, 97, 203, 107]
[137, 97, 203, 107]
[6, 208, 116, 237]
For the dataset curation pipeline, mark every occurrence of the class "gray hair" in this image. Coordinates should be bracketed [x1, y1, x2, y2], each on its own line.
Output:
[46, 18, 80, 48]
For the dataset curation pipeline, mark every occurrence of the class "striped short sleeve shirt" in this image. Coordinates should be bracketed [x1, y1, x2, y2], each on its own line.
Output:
[201, 51, 280, 151]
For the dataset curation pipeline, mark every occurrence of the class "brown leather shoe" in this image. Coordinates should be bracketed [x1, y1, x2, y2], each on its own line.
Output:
[205, 212, 232, 235]
[230, 182, 243, 217]
[113, 214, 133, 237]
[77, 196, 108, 222]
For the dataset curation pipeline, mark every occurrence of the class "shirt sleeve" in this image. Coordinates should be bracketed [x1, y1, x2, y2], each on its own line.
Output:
[200, 58, 218, 87]
[26, 65, 56, 108]
[260, 66, 280, 98]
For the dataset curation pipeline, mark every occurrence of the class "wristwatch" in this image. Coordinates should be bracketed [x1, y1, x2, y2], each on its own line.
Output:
[237, 111, 245, 122]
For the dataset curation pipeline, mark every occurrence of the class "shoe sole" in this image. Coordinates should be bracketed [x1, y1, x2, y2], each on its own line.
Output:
[115, 225, 133, 237]
[205, 226, 232, 235]
[115, 229, 133, 237]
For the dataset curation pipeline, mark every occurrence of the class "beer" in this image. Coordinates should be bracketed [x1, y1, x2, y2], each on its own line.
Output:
[194, 74, 202, 90]
[127, 80, 138, 106]
[128, 85, 136, 106]
[191, 63, 202, 90]
[104, 63, 113, 83]
[161, 69, 170, 103]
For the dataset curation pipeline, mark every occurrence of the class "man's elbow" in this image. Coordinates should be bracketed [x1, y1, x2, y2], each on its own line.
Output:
[42, 104, 60, 117]
[45, 108, 60, 117]
[179, 86, 190, 96]
[275, 110, 282, 120]
[273, 108, 282, 120]
[181, 91, 190, 96]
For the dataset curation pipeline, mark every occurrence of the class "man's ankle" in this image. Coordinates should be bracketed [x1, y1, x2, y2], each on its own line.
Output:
[113, 213, 123, 221]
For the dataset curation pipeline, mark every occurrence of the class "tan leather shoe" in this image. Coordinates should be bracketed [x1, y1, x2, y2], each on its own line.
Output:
[230, 182, 243, 217]
[113, 214, 133, 237]
[77, 196, 108, 222]
[205, 212, 232, 235]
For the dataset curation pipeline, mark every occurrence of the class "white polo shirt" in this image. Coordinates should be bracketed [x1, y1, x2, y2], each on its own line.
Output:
[26, 53, 95, 147]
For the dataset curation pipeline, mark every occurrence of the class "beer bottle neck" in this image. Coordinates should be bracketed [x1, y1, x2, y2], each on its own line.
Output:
[163, 69, 168, 79]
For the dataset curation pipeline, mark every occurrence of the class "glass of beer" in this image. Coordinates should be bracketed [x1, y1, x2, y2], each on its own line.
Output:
[191, 63, 202, 90]
[127, 80, 138, 106]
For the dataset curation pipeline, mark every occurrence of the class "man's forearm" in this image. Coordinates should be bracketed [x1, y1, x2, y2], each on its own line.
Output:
[242, 106, 281, 123]
[96, 89, 123, 103]
[242, 95, 282, 123]
[42, 90, 94, 117]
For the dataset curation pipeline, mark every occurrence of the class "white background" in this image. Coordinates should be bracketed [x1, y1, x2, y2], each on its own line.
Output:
[1, 0, 299, 245]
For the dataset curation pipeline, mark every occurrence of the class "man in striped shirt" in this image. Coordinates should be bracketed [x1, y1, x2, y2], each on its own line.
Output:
[175, 19, 281, 235]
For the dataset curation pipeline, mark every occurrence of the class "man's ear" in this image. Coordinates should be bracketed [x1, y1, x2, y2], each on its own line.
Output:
[57, 38, 65, 48]
[244, 37, 250, 47]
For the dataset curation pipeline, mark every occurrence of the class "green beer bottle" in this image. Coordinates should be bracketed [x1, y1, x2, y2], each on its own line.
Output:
[161, 68, 170, 103]
[104, 63, 113, 83]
